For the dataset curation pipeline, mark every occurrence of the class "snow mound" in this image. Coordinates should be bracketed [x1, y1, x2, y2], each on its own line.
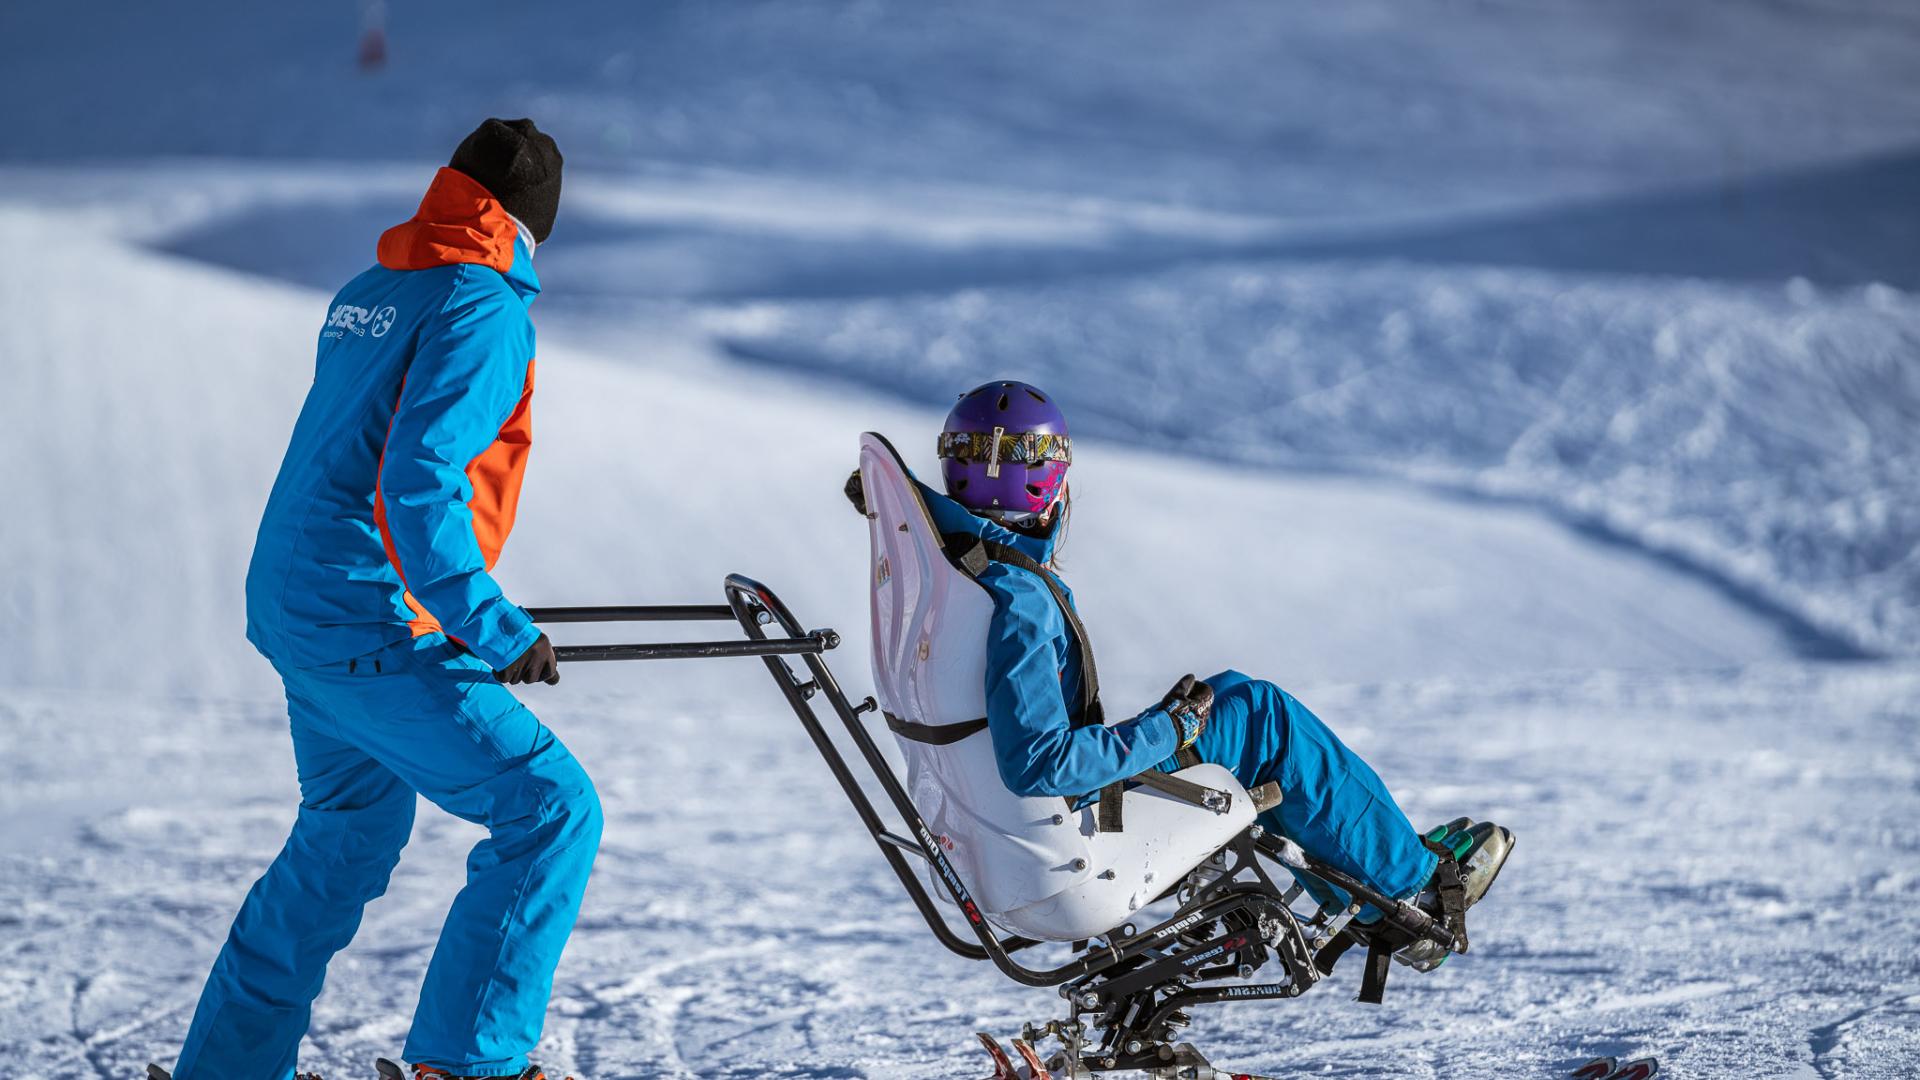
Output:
[719, 256, 1920, 657]
[0, 188, 1822, 697]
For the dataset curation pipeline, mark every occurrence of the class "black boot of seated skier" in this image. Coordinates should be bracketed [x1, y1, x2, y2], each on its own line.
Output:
[1396, 818, 1514, 969]
[1319, 817, 1514, 978]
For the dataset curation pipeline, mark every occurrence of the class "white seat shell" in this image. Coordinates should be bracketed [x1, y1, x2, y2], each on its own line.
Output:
[860, 433, 1253, 941]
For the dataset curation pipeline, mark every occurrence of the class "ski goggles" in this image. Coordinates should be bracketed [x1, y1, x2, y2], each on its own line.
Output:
[935, 429, 1073, 471]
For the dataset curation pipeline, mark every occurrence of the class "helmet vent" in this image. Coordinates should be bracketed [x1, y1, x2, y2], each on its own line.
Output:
[1028, 389, 1047, 403]
[953, 478, 968, 491]
[997, 392, 1011, 410]
[1026, 483, 1044, 497]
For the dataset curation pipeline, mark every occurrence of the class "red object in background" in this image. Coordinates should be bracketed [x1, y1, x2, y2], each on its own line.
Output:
[357, 26, 387, 71]
[357, 0, 387, 72]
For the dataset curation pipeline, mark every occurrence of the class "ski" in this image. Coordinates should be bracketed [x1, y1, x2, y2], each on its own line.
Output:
[1009, 1038, 1053, 1079]
[1571, 1056, 1659, 1080]
[978, 1032, 1025, 1079]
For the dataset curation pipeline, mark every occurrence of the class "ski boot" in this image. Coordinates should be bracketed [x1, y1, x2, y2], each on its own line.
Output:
[375, 1059, 572, 1080]
[1394, 817, 1513, 970]
[149, 1060, 324, 1068]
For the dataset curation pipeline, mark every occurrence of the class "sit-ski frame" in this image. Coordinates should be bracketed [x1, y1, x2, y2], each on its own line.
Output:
[534, 575, 1462, 1078]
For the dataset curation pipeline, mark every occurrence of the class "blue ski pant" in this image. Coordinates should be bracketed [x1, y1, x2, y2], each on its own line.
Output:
[1156, 670, 1435, 916]
[174, 633, 602, 1079]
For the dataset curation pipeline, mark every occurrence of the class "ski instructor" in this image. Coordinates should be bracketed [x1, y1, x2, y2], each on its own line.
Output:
[164, 119, 596, 1080]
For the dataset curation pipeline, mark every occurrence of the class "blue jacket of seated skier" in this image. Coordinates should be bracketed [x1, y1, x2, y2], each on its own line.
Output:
[917, 479, 1436, 912]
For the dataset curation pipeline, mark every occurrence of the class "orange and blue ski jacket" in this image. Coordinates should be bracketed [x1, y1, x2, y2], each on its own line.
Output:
[245, 168, 545, 671]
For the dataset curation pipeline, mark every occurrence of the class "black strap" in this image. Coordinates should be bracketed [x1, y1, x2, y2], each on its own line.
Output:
[1358, 935, 1394, 1004]
[1351, 834, 1469, 1005]
[1174, 745, 1202, 770]
[884, 710, 989, 746]
[1313, 927, 1361, 977]
[1420, 835, 1471, 953]
[946, 534, 1105, 729]
[945, 532, 1128, 830]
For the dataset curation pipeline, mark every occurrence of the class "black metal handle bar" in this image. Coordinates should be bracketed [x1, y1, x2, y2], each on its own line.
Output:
[553, 632, 837, 663]
[526, 604, 735, 623]
[525, 602, 838, 663]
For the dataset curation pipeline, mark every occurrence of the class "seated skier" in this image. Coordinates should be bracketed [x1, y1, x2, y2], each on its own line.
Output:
[853, 380, 1513, 971]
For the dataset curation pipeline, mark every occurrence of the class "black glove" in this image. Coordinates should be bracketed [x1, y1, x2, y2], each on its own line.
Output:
[844, 469, 868, 515]
[497, 633, 560, 685]
[1161, 673, 1213, 750]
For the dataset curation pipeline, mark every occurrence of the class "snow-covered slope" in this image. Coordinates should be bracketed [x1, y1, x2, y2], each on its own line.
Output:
[5, 181, 1918, 1078]
[6, 1, 1920, 1076]
[8, 660, 1916, 1079]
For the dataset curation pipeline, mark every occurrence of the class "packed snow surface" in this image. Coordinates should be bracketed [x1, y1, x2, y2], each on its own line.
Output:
[5, 2, 1920, 1077]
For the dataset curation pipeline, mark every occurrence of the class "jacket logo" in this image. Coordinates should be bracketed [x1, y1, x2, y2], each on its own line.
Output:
[325, 303, 398, 339]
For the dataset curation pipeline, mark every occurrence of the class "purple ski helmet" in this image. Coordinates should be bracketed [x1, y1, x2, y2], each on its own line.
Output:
[937, 380, 1072, 525]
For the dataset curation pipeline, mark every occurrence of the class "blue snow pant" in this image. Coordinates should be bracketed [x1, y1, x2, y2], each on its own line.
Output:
[173, 633, 603, 1079]
[1155, 670, 1435, 918]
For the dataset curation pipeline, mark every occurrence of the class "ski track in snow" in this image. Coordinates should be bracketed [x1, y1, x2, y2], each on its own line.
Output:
[4, 666, 1918, 1077]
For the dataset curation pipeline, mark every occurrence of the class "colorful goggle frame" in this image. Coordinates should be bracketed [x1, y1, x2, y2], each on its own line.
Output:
[936, 429, 1073, 470]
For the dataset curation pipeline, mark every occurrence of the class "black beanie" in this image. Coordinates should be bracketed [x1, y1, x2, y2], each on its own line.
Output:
[449, 118, 563, 244]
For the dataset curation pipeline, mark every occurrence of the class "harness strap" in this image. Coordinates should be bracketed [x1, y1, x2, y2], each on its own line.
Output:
[945, 532, 1130, 830]
[884, 710, 988, 746]
[947, 534, 1105, 727]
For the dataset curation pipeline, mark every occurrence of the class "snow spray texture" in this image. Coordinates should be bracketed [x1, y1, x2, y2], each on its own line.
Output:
[246, 167, 543, 671]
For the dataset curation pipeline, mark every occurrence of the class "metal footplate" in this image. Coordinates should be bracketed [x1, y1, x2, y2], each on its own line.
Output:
[999, 848, 1322, 1078]
[1037, 1037, 1282, 1079]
